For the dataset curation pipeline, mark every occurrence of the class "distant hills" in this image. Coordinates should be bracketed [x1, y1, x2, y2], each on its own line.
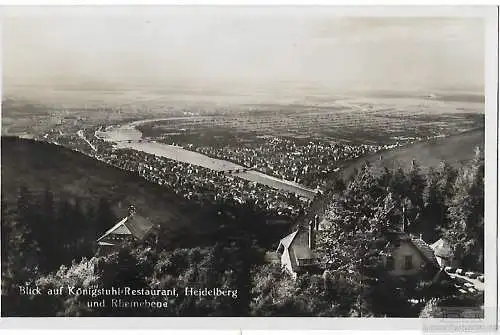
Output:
[339, 129, 485, 179]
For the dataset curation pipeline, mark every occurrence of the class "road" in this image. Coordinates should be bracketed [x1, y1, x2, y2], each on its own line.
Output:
[77, 130, 97, 152]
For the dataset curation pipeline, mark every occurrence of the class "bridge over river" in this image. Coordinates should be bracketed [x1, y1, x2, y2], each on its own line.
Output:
[96, 118, 319, 200]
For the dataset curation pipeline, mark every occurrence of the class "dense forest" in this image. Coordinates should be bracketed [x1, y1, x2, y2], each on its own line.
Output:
[1, 190, 118, 315]
[318, 147, 484, 273]
[1, 148, 484, 317]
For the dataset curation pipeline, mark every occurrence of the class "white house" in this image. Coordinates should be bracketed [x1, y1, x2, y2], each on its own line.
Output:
[276, 218, 320, 278]
[383, 233, 440, 277]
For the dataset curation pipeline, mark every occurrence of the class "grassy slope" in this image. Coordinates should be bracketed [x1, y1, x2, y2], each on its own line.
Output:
[302, 129, 485, 228]
[1, 136, 218, 245]
[340, 129, 484, 178]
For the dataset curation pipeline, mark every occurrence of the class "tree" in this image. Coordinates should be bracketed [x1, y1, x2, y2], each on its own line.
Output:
[34, 257, 100, 316]
[436, 161, 458, 201]
[68, 198, 86, 260]
[419, 167, 448, 242]
[96, 244, 154, 316]
[96, 198, 117, 237]
[444, 148, 484, 271]
[389, 167, 410, 199]
[1, 187, 42, 316]
[38, 188, 56, 269]
[408, 161, 425, 208]
[82, 202, 98, 256]
[405, 161, 426, 229]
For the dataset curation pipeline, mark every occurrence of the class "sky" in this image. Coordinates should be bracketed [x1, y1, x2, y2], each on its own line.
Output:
[2, 7, 485, 101]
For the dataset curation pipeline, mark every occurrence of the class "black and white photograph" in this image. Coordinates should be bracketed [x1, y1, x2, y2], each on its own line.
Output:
[0, 5, 497, 327]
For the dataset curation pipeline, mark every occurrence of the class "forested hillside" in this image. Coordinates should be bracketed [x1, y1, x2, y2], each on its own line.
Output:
[1, 137, 290, 316]
[319, 147, 484, 272]
[2, 137, 484, 317]
[1, 137, 221, 315]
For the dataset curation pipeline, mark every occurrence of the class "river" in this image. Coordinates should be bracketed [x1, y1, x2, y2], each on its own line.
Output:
[96, 119, 319, 200]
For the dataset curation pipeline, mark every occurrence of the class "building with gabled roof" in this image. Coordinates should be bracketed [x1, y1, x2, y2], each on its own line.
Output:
[276, 217, 320, 279]
[97, 205, 154, 253]
[430, 238, 454, 268]
[382, 232, 440, 278]
[380, 202, 440, 278]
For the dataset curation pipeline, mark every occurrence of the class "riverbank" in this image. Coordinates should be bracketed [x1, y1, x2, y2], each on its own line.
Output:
[98, 119, 319, 199]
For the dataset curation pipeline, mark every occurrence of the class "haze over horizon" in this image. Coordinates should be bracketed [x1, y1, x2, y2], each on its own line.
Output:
[3, 7, 485, 104]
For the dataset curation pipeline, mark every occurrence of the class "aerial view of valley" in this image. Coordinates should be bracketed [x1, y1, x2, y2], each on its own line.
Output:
[0, 5, 491, 324]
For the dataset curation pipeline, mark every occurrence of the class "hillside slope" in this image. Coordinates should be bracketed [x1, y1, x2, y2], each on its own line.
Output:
[303, 129, 485, 229]
[340, 129, 484, 178]
[1, 136, 218, 245]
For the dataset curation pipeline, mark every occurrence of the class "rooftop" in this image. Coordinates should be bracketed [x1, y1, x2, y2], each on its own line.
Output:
[97, 212, 153, 245]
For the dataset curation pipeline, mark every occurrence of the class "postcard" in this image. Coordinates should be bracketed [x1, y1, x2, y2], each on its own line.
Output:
[0, 4, 497, 331]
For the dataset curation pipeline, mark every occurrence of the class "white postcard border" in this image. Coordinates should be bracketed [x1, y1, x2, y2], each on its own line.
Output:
[0, 4, 497, 331]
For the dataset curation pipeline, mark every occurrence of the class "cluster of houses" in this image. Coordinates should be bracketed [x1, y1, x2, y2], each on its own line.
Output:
[274, 215, 455, 280]
[97, 206, 457, 284]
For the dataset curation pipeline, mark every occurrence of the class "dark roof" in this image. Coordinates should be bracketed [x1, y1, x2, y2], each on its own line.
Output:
[124, 214, 153, 240]
[97, 213, 153, 243]
[277, 230, 315, 261]
[409, 236, 440, 268]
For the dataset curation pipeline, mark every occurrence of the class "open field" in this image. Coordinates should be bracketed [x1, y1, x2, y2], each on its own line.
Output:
[3, 90, 484, 144]
[130, 98, 483, 189]
[136, 97, 484, 146]
[139, 110, 483, 146]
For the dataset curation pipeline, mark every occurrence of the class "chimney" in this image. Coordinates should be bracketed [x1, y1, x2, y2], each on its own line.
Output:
[309, 220, 315, 250]
[128, 205, 136, 217]
[401, 203, 406, 232]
